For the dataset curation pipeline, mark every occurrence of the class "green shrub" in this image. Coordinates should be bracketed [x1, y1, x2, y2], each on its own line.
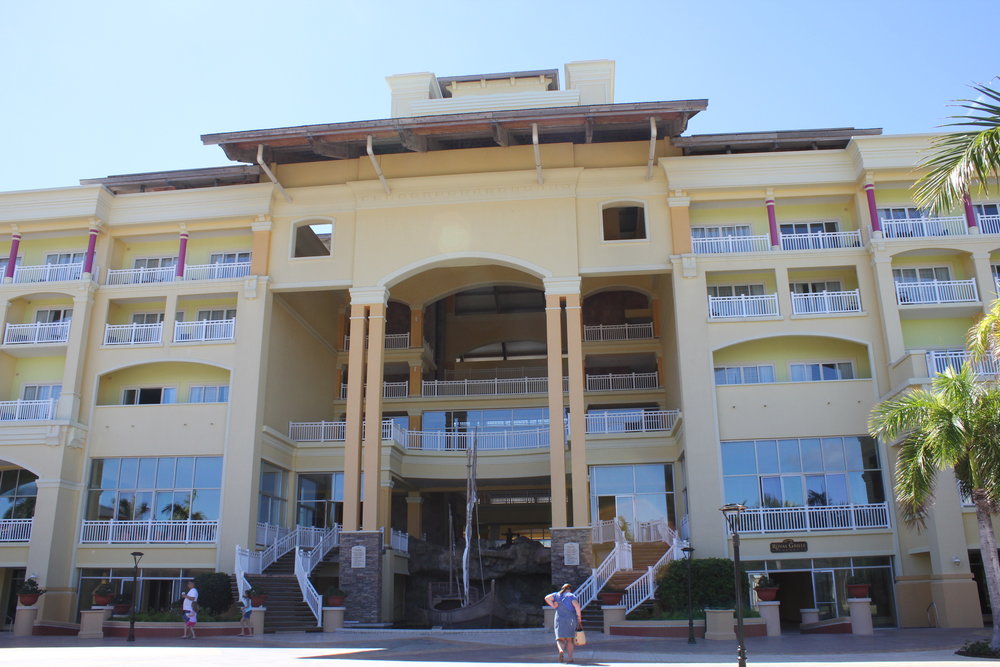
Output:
[193, 572, 233, 615]
[656, 558, 743, 612]
[956, 640, 1000, 658]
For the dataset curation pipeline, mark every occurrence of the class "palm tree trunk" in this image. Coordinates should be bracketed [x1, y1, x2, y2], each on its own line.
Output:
[973, 491, 1000, 649]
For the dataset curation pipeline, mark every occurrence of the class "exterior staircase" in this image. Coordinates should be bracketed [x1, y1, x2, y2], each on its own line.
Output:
[244, 551, 319, 633]
[581, 542, 668, 631]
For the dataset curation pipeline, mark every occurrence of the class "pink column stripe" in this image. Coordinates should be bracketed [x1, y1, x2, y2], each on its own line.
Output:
[963, 193, 978, 228]
[765, 198, 779, 247]
[865, 184, 881, 233]
[176, 232, 189, 278]
[5, 234, 21, 280]
[82, 228, 99, 275]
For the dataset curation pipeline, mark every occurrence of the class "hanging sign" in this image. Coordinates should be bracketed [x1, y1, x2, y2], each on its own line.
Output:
[770, 538, 808, 553]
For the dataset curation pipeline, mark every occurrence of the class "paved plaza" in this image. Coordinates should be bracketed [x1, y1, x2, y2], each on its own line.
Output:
[1, 627, 997, 666]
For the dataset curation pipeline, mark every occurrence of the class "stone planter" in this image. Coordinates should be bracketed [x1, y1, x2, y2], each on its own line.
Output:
[704, 608, 736, 641]
[755, 586, 779, 602]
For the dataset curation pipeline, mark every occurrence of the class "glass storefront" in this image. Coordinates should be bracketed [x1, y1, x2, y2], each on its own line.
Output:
[590, 464, 675, 533]
[296, 472, 362, 529]
[86, 457, 223, 521]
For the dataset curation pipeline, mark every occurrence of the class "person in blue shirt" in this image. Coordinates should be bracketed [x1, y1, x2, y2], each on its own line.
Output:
[545, 583, 582, 663]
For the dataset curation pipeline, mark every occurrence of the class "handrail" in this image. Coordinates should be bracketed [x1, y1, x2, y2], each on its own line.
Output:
[576, 541, 632, 609]
[622, 534, 683, 614]
[294, 547, 323, 626]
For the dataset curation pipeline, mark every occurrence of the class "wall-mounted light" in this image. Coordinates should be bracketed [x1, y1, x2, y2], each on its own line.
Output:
[953, 556, 962, 566]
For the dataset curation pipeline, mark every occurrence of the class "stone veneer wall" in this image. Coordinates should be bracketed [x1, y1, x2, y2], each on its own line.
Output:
[339, 531, 383, 623]
[550, 527, 593, 588]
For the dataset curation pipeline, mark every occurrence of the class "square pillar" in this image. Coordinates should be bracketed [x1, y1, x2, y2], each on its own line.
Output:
[362, 299, 387, 532]
[544, 291, 568, 528]
[250, 607, 266, 635]
[342, 301, 368, 532]
[848, 598, 874, 635]
[602, 605, 626, 635]
[13, 606, 37, 636]
[758, 600, 780, 636]
[251, 218, 272, 276]
[410, 309, 423, 348]
[563, 289, 589, 526]
[406, 493, 423, 538]
[323, 606, 345, 632]
[550, 527, 593, 588]
[668, 195, 692, 255]
[339, 531, 384, 623]
[408, 363, 422, 397]
[78, 609, 106, 638]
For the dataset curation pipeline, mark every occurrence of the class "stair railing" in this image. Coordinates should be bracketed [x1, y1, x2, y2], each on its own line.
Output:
[234, 524, 334, 601]
[234, 544, 256, 600]
[620, 531, 685, 614]
[575, 541, 632, 609]
[294, 547, 323, 626]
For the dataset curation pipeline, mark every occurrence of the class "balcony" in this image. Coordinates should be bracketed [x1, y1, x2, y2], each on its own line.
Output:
[104, 322, 163, 345]
[708, 293, 780, 319]
[339, 381, 409, 399]
[980, 214, 1000, 235]
[289, 420, 347, 442]
[583, 322, 654, 341]
[882, 216, 967, 239]
[106, 266, 176, 286]
[183, 261, 251, 281]
[732, 503, 890, 533]
[0, 399, 56, 421]
[422, 376, 554, 397]
[895, 279, 978, 305]
[779, 230, 862, 251]
[344, 333, 410, 349]
[790, 289, 862, 315]
[390, 424, 550, 451]
[174, 318, 235, 342]
[585, 372, 658, 391]
[0, 518, 32, 542]
[692, 235, 770, 254]
[80, 519, 218, 543]
[3, 321, 70, 345]
[926, 350, 1000, 377]
[12, 262, 85, 284]
[585, 409, 679, 434]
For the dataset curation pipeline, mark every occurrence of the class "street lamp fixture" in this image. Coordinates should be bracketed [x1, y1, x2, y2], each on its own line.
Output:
[720, 504, 747, 667]
[681, 544, 695, 644]
[127, 551, 143, 643]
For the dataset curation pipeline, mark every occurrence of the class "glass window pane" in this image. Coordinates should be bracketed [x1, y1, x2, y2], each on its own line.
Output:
[592, 466, 635, 495]
[155, 458, 175, 489]
[860, 437, 880, 469]
[756, 440, 779, 474]
[333, 473, 345, 502]
[119, 458, 138, 490]
[634, 494, 668, 523]
[99, 458, 120, 489]
[137, 459, 156, 489]
[194, 457, 222, 488]
[759, 365, 775, 383]
[174, 458, 194, 488]
[724, 477, 761, 507]
[778, 440, 802, 473]
[801, 439, 824, 472]
[806, 475, 827, 505]
[134, 491, 153, 520]
[116, 492, 134, 520]
[782, 477, 804, 506]
[822, 438, 847, 471]
[722, 441, 757, 475]
[168, 491, 192, 519]
[826, 474, 849, 505]
[191, 489, 220, 521]
[634, 465, 668, 493]
[790, 365, 807, 382]
[843, 437, 864, 470]
[761, 477, 783, 507]
[155, 491, 175, 520]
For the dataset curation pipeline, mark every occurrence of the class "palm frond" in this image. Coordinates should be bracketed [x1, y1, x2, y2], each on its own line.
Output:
[968, 301, 1000, 361]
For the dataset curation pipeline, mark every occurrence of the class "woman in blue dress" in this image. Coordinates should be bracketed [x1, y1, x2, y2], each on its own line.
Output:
[544, 583, 582, 663]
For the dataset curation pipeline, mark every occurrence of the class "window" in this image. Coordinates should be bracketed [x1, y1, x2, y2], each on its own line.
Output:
[707, 284, 765, 298]
[590, 464, 676, 530]
[258, 462, 288, 527]
[714, 365, 775, 385]
[692, 225, 752, 238]
[789, 362, 855, 381]
[189, 385, 229, 403]
[296, 472, 362, 529]
[131, 313, 164, 325]
[974, 204, 999, 217]
[294, 221, 333, 258]
[133, 257, 177, 270]
[721, 436, 884, 509]
[35, 308, 72, 323]
[45, 252, 85, 265]
[0, 468, 38, 519]
[22, 384, 61, 401]
[892, 267, 951, 283]
[790, 281, 842, 294]
[602, 205, 646, 241]
[0, 256, 20, 274]
[122, 387, 177, 405]
[878, 207, 925, 221]
[86, 456, 222, 522]
[209, 252, 251, 265]
[196, 309, 236, 321]
[780, 221, 839, 235]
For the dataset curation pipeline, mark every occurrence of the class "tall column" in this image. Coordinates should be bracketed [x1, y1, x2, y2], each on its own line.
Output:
[964, 194, 979, 232]
[864, 177, 882, 235]
[406, 493, 423, 538]
[26, 478, 83, 623]
[5, 229, 21, 283]
[342, 302, 368, 532]
[362, 297, 388, 532]
[410, 309, 423, 348]
[162, 293, 179, 345]
[544, 293, 568, 528]
[564, 289, 589, 527]
[972, 251, 996, 312]
[377, 479, 393, 540]
[82, 221, 100, 277]
[408, 363, 422, 397]
[871, 253, 906, 362]
[765, 190, 779, 249]
[175, 228, 189, 279]
[56, 291, 95, 421]
[774, 265, 791, 319]
[650, 297, 661, 338]
[250, 217, 272, 275]
[668, 194, 692, 255]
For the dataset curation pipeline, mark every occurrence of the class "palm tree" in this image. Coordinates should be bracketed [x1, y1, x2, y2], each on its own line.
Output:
[968, 300, 1000, 363]
[869, 364, 1000, 648]
[913, 81, 1000, 214]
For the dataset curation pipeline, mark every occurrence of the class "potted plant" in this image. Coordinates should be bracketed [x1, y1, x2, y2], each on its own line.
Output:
[92, 582, 115, 606]
[248, 587, 268, 607]
[112, 594, 131, 615]
[845, 575, 870, 599]
[754, 575, 780, 602]
[17, 578, 46, 606]
[598, 586, 625, 606]
[325, 586, 346, 607]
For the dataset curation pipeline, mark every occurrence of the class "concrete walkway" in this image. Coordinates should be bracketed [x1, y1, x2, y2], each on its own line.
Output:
[0, 627, 996, 666]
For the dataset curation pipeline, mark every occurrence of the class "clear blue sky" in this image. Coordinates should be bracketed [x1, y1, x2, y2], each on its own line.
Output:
[2, 0, 997, 192]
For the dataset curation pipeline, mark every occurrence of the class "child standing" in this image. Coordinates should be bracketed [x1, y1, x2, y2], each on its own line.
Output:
[238, 591, 254, 636]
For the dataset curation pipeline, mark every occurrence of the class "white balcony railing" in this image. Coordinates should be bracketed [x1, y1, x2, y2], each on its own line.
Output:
[926, 350, 1000, 377]
[585, 372, 659, 392]
[732, 503, 890, 533]
[583, 322, 654, 341]
[389, 423, 549, 451]
[289, 421, 347, 442]
[103, 322, 163, 345]
[0, 518, 32, 542]
[390, 528, 409, 553]
[980, 215, 1000, 235]
[183, 261, 252, 281]
[790, 289, 862, 315]
[422, 376, 550, 397]
[174, 318, 235, 342]
[0, 399, 56, 421]
[343, 333, 411, 349]
[106, 266, 177, 286]
[895, 279, 978, 305]
[692, 235, 771, 254]
[12, 262, 84, 284]
[585, 409, 679, 434]
[779, 230, 862, 251]
[882, 216, 967, 239]
[3, 321, 71, 345]
[80, 519, 219, 543]
[708, 293, 780, 319]
[339, 382, 409, 399]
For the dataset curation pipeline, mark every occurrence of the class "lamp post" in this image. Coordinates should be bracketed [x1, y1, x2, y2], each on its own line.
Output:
[681, 543, 695, 644]
[127, 551, 143, 642]
[720, 504, 747, 667]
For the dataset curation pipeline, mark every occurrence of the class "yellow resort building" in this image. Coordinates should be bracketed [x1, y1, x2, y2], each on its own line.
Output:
[0, 60, 996, 633]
